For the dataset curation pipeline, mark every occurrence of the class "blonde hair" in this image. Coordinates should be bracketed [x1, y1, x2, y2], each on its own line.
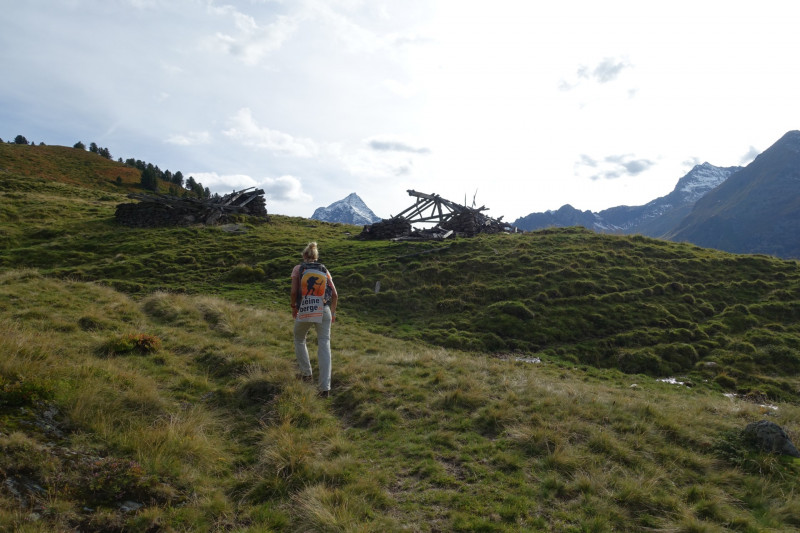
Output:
[302, 241, 319, 261]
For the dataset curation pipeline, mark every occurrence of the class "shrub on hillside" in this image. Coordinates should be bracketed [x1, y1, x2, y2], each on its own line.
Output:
[481, 301, 536, 339]
[105, 333, 161, 355]
[654, 343, 699, 371]
[615, 349, 667, 375]
[757, 345, 800, 373]
[713, 373, 737, 390]
[720, 304, 759, 333]
[79, 457, 154, 505]
[78, 314, 115, 331]
[436, 298, 469, 312]
[224, 264, 265, 283]
[0, 375, 53, 407]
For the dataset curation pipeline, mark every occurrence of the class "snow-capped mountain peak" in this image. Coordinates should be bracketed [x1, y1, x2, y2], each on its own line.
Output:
[311, 193, 381, 225]
[677, 162, 740, 203]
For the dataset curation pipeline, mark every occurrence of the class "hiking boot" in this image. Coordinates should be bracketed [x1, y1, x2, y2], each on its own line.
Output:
[318, 390, 330, 399]
[297, 374, 313, 383]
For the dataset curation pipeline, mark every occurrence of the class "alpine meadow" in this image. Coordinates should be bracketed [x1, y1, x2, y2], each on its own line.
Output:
[2, 141, 800, 532]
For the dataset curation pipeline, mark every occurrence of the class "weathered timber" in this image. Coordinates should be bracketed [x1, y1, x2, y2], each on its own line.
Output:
[357, 217, 412, 240]
[115, 188, 268, 227]
[358, 190, 518, 240]
[394, 189, 488, 225]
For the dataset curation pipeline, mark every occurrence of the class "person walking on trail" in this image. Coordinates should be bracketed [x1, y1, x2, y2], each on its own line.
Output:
[291, 241, 338, 397]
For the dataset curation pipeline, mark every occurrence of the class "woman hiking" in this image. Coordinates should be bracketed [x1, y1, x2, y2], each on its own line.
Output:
[290, 241, 338, 397]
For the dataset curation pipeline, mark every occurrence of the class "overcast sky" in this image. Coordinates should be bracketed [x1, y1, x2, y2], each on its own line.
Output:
[3, 1, 800, 221]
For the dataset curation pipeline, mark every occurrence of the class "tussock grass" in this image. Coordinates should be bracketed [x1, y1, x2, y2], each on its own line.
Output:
[2, 272, 800, 530]
[3, 143, 800, 530]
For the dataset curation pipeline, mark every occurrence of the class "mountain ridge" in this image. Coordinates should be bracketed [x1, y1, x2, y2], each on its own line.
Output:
[667, 130, 800, 257]
[513, 162, 743, 237]
[513, 129, 800, 258]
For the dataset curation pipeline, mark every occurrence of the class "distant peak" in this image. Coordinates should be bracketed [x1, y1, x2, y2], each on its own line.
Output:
[310, 192, 380, 224]
[779, 130, 800, 146]
[763, 130, 800, 156]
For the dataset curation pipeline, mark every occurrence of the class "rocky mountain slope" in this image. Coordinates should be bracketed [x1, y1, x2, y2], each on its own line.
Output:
[667, 130, 800, 258]
[310, 192, 381, 225]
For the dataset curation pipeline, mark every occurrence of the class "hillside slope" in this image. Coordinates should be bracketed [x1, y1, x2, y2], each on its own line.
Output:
[3, 143, 800, 400]
[2, 142, 800, 531]
[0, 142, 142, 191]
[3, 270, 800, 532]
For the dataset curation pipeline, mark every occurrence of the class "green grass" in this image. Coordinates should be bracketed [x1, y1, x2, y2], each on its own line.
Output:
[1, 142, 800, 531]
[2, 270, 799, 531]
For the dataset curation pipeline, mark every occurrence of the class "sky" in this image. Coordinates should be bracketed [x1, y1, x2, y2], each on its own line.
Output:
[3, 0, 800, 222]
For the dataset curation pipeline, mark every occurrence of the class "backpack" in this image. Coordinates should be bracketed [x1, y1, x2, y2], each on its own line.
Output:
[295, 262, 333, 322]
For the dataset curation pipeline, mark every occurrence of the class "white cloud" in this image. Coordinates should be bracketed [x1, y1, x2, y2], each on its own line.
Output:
[583, 58, 630, 83]
[332, 136, 431, 180]
[367, 137, 430, 154]
[382, 78, 418, 98]
[191, 172, 258, 191]
[223, 108, 318, 157]
[260, 175, 312, 202]
[210, 6, 298, 65]
[303, 0, 385, 54]
[740, 146, 760, 165]
[560, 57, 632, 91]
[166, 130, 211, 146]
[576, 153, 655, 181]
[191, 172, 311, 202]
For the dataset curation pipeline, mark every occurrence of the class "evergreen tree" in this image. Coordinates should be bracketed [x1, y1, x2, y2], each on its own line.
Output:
[14, 135, 28, 145]
[73, 141, 85, 150]
[172, 171, 184, 187]
[141, 163, 159, 191]
[89, 142, 99, 153]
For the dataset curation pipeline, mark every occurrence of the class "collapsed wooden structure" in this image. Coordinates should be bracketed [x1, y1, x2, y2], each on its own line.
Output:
[115, 188, 268, 227]
[359, 189, 517, 240]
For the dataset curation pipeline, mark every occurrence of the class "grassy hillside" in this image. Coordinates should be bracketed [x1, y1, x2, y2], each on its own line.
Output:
[3, 270, 800, 532]
[2, 142, 800, 531]
[4, 142, 800, 402]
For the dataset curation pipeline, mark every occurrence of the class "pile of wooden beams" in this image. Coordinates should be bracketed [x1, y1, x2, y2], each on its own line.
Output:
[358, 189, 519, 240]
[439, 210, 513, 237]
[115, 188, 268, 227]
[357, 217, 412, 240]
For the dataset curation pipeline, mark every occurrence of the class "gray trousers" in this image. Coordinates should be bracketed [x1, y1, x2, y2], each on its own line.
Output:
[293, 305, 332, 391]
